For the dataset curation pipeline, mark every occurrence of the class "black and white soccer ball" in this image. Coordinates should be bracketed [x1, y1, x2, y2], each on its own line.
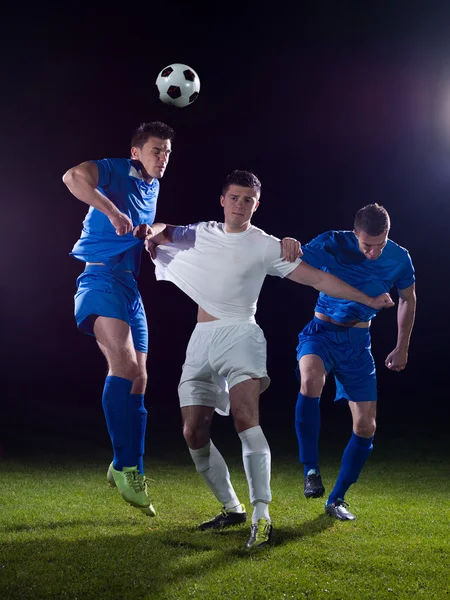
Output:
[156, 63, 200, 107]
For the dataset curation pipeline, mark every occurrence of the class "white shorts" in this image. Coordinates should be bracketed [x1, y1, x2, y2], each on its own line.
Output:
[178, 318, 270, 416]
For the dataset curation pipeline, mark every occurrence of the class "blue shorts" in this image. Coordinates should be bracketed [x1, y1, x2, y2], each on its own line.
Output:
[74, 265, 148, 353]
[296, 316, 377, 402]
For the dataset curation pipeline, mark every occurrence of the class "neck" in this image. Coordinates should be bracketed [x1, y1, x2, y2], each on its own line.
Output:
[224, 221, 251, 234]
[132, 159, 154, 183]
[140, 166, 154, 184]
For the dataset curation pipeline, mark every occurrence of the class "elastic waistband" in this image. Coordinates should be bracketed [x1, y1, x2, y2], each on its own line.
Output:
[195, 316, 257, 329]
[83, 264, 135, 277]
[313, 316, 369, 332]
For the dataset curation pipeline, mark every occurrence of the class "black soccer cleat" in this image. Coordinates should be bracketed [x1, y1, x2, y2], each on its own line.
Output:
[325, 499, 356, 521]
[304, 471, 325, 499]
[199, 505, 247, 531]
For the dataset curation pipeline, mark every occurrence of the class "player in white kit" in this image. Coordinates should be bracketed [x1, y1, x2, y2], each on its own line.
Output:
[145, 170, 394, 549]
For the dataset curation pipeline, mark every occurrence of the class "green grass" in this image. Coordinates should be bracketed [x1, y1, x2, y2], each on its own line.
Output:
[0, 441, 449, 600]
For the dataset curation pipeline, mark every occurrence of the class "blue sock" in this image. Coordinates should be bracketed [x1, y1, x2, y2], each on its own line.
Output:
[102, 376, 134, 471]
[130, 393, 147, 474]
[327, 432, 374, 505]
[294, 393, 321, 477]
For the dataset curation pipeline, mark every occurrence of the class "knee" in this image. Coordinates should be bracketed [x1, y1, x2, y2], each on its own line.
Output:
[232, 408, 258, 434]
[300, 374, 323, 398]
[111, 357, 140, 382]
[354, 417, 376, 438]
[299, 370, 325, 398]
[183, 421, 210, 450]
[132, 368, 148, 394]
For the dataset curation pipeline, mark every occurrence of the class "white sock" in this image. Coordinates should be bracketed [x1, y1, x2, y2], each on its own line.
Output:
[252, 501, 270, 522]
[239, 425, 272, 523]
[189, 440, 241, 510]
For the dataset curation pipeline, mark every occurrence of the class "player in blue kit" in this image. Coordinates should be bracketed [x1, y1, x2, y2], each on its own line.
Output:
[294, 204, 416, 520]
[62, 121, 175, 516]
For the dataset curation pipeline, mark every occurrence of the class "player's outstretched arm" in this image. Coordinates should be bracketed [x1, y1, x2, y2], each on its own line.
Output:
[286, 262, 395, 310]
[385, 283, 416, 371]
[62, 161, 133, 236]
[133, 222, 173, 240]
[144, 225, 179, 258]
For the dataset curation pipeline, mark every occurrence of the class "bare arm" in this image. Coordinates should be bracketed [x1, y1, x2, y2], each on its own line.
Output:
[385, 283, 417, 371]
[286, 262, 394, 310]
[62, 161, 133, 235]
[133, 222, 175, 240]
[144, 224, 180, 258]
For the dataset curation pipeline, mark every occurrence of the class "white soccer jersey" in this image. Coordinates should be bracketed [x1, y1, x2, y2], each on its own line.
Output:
[152, 221, 302, 320]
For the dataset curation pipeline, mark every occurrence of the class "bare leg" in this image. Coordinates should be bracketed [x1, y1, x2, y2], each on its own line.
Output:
[94, 317, 148, 472]
[182, 405, 242, 511]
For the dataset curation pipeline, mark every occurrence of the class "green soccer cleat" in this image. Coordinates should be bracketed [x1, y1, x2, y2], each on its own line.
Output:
[107, 462, 156, 517]
[245, 518, 273, 550]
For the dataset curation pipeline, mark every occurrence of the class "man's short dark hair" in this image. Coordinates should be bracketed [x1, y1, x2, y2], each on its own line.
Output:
[221, 170, 262, 196]
[354, 203, 391, 236]
[131, 121, 175, 148]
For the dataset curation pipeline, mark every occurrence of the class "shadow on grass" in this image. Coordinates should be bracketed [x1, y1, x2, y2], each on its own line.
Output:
[2, 518, 132, 533]
[273, 513, 335, 545]
[0, 515, 335, 599]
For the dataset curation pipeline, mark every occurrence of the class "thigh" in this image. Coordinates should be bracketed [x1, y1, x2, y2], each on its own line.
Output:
[94, 316, 137, 373]
[181, 405, 216, 430]
[230, 378, 261, 432]
[349, 400, 377, 422]
[298, 354, 327, 396]
[296, 321, 333, 374]
[178, 329, 225, 410]
[348, 400, 377, 437]
[334, 336, 377, 402]
[129, 294, 149, 354]
[213, 324, 270, 393]
[75, 270, 129, 335]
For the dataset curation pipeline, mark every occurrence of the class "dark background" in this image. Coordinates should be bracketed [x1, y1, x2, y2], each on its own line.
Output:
[1, 2, 449, 457]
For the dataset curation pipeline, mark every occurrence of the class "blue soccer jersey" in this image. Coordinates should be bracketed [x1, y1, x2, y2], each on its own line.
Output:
[301, 230, 415, 323]
[70, 158, 159, 276]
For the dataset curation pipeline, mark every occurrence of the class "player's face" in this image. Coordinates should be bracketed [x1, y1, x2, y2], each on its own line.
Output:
[131, 137, 172, 179]
[220, 185, 260, 232]
[354, 229, 389, 260]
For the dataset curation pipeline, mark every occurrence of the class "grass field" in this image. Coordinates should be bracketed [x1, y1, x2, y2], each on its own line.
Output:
[0, 433, 449, 600]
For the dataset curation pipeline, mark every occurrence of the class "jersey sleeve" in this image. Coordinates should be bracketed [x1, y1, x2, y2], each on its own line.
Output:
[91, 159, 113, 189]
[171, 222, 201, 249]
[264, 235, 302, 278]
[395, 251, 415, 290]
[300, 232, 334, 269]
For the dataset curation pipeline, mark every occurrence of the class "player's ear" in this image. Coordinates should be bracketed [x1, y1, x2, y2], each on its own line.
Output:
[220, 195, 225, 207]
[253, 200, 260, 212]
[131, 146, 139, 160]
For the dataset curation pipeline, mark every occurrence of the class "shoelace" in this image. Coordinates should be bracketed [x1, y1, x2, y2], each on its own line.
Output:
[252, 521, 271, 539]
[336, 500, 349, 508]
[124, 471, 146, 493]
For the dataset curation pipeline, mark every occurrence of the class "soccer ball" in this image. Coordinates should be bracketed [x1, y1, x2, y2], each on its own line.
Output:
[155, 63, 200, 107]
